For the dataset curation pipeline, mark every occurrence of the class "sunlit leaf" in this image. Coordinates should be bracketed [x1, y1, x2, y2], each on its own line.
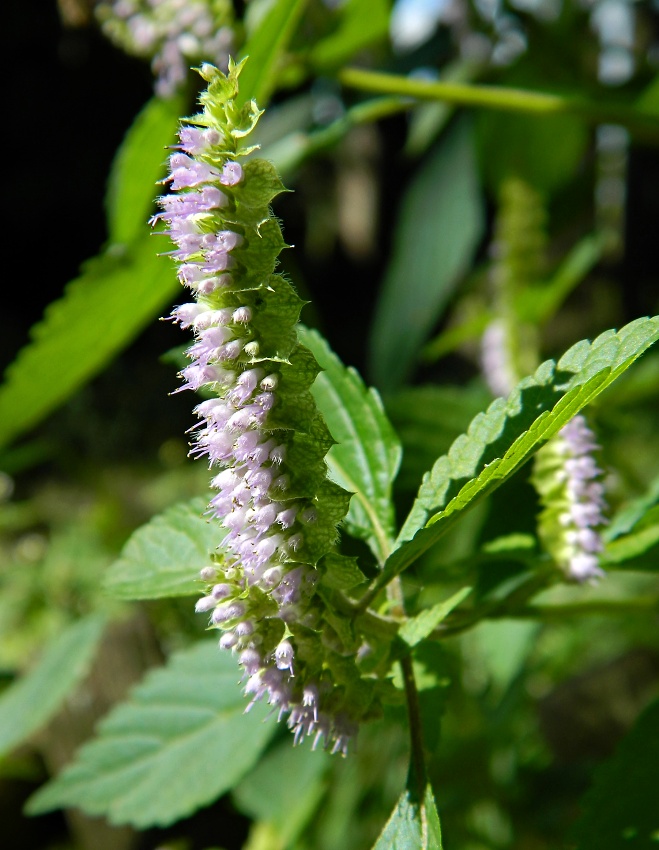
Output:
[104, 499, 222, 600]
[299, 326, 401, 564]
[383, 317, 659, 585]
[0, 235, 179, 449]
[373, 782, 443, 850]
[26, 641, 277, 828]
[106, 94, 183, 245]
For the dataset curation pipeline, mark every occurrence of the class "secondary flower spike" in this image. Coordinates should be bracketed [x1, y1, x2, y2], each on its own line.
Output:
[533, 414, 608, 583]
[154, 60, 377, 753]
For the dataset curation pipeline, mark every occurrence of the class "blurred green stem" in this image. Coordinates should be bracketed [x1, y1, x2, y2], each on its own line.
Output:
[339, 68, 659, 143]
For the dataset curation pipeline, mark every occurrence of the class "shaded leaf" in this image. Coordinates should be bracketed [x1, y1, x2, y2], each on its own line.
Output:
[399, 587, 472, 647]
[383, 317, 659, 585]
[373, 783, 443, 850]
[104, 499, 222, 600]
[106, 94, 184, 245]
[571, 698, 659, 850]
[298, 326, 401, 565]
[26, 641, 277, 828]
[368, 117, 484, 391]
[602, 521, 659, 572]
[0, 235, 179, 449]
[0, 615, 106, 757]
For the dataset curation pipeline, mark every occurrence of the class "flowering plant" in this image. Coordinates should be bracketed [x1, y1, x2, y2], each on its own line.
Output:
[2, 2, 659, 849]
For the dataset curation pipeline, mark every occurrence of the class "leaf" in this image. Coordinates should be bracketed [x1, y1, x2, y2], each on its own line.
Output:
[0, 234, 179, 450]
[602, 522, 659, 572]
[232, 738, 329, 846]
[383, 316, 659, 586]
[298, 326, 402, 565]
[373, 783, 443, 850]
[106, 94, 184, 245]
[571, 698, 659, 850]
[237, 0, 307, 108]
[310, 0, 391, 72]
[0, 615, 106, 757]
[368, 117, 484, 391]
[604, 474, 659, 541]
[399, 587, 472, 647]
[104, 499, 223, 600]
[26, 641, 277, 828]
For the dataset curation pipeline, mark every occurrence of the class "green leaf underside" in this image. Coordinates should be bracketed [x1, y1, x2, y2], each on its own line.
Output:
[103, 499, 222, 600]
[237, 0, 307, 108]
[571, 698, 659, 849]
[399, 587, 473, 647]
[602, 523, 659, 572]
[0, 235, 179, 450]
[106, 94, 184, 245]
[384, 317, 659, 585]
[373, 784, 443, 850]
[0, 615, 106, 757]
[368, 117, 484, 391]
[26, 641, 277, 828]
[298, 326, 402, 565]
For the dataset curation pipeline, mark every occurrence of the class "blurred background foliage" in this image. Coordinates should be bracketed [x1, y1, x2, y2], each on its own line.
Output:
[2, 0, 659, 847]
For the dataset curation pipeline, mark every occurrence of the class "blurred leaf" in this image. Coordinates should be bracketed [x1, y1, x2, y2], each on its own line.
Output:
[373, 782, 443, 849]
[26, 641, 277, 828]
[383, 316, 659, 585]
[0, 235, 179, 450]
[368, 117, 484, 391]
[400, 587, 472, 647]
[386, 384, 491, 492]
[0, 615, 106, 757]
[104, 498, 222, 600]
[464, 619, 539, 693]
[106, 94, 184, 245]
[515, 234, 604, 325]
[310, 0, 390, 71]
[477, 109, 588, 195]
[605, 474, 659, 541]
[233, 738, 329, 846]
[602, 522, 659, 572]
[571, 698, 659, 849]
[299, 326, 402, 565]
[237, 0, 307, 108]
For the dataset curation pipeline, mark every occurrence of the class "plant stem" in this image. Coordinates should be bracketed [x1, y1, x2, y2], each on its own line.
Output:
[338, 67, 659, 143]
[400, 654, 427, 801]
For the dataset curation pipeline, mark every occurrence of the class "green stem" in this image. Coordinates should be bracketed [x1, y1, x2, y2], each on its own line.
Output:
[338, 68, 659, 143]
[400, 654, 427, 800]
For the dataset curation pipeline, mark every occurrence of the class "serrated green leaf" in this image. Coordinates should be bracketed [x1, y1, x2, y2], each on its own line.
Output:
[373, 783, 443, 850]
[320, 552, 368, 590]
[0, 235, 179, 450]
[0, 615, 106, 757]
[571, 698, 659, 850]
[310, 0, 391, 71]
[104, 499, 222, 600]
[298, 326, 402, 565]
[106, 94, 184, 245]
[25, 641, 277, 828]
[237, 0, 307, 108]
[382, 317, 659, 586]
[368, 117, 484, 391]
[399, 587, 472, 647]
